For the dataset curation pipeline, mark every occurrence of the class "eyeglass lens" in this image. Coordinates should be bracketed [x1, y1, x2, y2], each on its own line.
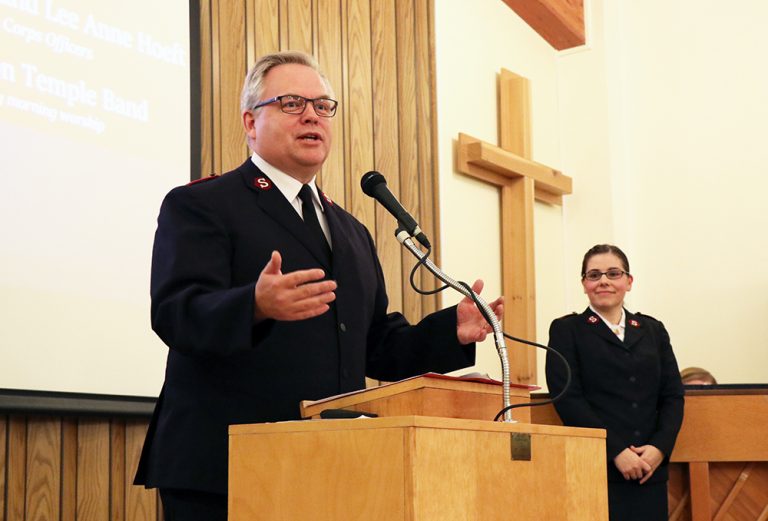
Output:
[585, 269, 624, 281]
[280, 95, 336, 116]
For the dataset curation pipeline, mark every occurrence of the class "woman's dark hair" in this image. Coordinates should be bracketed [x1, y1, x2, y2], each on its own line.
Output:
[581, 244, 630, 277]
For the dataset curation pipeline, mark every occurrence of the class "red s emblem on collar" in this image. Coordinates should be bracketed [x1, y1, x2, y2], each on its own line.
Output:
[629, 319, 640, 327]
[588, 316, 599, 324]
[321, 191, 333, 207]
[254, 177, 272, 190]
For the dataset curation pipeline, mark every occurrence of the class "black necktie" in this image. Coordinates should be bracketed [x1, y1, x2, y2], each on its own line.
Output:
[298, 184, 332, 262]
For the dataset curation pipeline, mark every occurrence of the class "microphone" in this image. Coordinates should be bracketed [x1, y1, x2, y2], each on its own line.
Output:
[360, 171, 431, 248]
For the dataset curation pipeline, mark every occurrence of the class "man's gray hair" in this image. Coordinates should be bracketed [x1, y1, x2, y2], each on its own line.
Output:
[240, 50, 334, 112]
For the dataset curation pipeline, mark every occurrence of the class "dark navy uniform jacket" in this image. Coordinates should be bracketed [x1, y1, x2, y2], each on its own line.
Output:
[545, 308, 684, 484]
[135, 159, 475, 494]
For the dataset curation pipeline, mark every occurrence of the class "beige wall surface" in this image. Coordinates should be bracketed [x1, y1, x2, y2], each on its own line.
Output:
[434, 0, 565, 383]
[598, 0, 768, 383]
[435, 0, 767, 386]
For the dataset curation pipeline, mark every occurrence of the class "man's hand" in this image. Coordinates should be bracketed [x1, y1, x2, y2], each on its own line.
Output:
[456, 279, 503, 345]
[631, 444, 665, 484]
[253, 251, 337, 321]
[613, 447, 652, 481]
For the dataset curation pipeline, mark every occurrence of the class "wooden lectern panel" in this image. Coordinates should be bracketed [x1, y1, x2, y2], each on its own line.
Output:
[229, 416, 607, 521]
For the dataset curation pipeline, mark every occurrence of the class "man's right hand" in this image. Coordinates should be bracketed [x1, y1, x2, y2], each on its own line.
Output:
[253, 251, 336, 321]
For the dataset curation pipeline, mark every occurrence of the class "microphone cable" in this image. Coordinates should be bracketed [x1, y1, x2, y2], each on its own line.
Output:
[404, 248, 572, 422]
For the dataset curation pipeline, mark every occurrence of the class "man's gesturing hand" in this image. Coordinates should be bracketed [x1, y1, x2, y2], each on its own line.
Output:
[253, 251, 337, 321]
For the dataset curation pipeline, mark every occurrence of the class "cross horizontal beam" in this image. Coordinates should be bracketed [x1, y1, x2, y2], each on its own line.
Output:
[457, 133, 572, 205]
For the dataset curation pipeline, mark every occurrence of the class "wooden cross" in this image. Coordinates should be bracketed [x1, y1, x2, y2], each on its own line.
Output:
[456, 69, 572, 385]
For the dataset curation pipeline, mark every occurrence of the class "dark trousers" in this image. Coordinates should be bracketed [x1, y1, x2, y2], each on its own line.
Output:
[608, 481, 668, 521]
[159, 488, 227, 521]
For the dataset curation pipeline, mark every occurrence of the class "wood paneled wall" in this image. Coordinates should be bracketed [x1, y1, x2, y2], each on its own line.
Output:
[0, 415, 160, 521]
[198, 0, 442, 320]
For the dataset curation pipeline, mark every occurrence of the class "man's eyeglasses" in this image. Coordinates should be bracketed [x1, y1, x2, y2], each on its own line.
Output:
[253, 94, 338, 117]
[582, 269, 629, 282]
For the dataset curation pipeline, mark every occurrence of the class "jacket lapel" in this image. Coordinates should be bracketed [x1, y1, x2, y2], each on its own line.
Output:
[623, 310, 646, 349]
[239, 161, 332, 270]
[581, 308, 626, 349]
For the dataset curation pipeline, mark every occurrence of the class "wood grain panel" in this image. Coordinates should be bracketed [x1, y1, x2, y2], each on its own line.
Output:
[414, 0, 438, 314]
[217, 1, 248, 172]
[77, 420, 110, 521]
[125, 421, 157, 521]
[230, 426, 406, 520]
[198, 0, 214, 177]
[110, 421, 126, 521]
[61, 419, 77, 521]
[316, 0, 346, 205]
[209, 0, 222, 174]
[371, 0, 404, 313]
[278, 0, 289, 49]
[248, 0, 279, 63]
[345, 0, 375, 230]
[25, 418, 61, 521]
[0, 414, 159, 521]
[0, 417, 6, 521]
[672, 393, 768, 462]
[286, 0, 313, 53]
[395, 0, 422, 322]
[7, 417, 26, 521]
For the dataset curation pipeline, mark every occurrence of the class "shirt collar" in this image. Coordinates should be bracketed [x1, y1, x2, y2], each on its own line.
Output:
[589, 305, 626, 332]
[250, 153, 323, 211]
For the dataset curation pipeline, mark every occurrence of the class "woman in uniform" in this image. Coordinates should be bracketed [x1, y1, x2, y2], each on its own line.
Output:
[545, 244, 684, 521]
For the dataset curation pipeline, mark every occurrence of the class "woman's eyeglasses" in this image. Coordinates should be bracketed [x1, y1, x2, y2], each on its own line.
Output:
[582, 269, 629, 282]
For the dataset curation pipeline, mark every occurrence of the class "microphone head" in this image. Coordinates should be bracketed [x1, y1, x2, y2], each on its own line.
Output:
[360, 171, 386, 196]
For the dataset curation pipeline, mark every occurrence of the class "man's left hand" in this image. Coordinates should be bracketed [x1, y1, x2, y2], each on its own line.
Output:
[456, 279, 503, 345]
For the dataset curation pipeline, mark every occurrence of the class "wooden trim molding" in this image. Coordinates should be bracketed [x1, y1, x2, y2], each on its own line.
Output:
[0, 389, 156, 418]
[501, 0, 585, 50]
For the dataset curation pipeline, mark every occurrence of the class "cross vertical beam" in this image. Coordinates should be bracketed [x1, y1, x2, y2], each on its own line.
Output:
[456, 69, 572, 385]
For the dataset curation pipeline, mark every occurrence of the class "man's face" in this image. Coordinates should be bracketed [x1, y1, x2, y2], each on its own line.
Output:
[244, 63, 333, 183]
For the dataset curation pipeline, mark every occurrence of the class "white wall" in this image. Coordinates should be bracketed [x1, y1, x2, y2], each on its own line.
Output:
[435, 0, 768, 385]
[598, 0, 768, 383]
[434, 0, 565, 381]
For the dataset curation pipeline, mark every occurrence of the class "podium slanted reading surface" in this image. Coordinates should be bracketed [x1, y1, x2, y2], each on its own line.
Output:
[299, 373, 535, 423]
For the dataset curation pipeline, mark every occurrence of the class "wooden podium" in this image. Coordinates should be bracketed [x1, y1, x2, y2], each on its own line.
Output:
[229, 376, 609, 520]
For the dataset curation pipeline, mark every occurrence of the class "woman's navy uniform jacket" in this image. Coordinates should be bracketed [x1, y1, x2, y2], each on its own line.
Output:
[545, 308, 684, 484]
[135, 160, 475, 494]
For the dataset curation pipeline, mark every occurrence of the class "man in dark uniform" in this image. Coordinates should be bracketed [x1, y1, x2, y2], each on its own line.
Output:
[134, 50, 502, 521]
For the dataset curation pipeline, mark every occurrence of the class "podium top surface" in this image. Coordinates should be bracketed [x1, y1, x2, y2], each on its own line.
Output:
[300, 373, 536, 415]
[229, 415, 605, 439]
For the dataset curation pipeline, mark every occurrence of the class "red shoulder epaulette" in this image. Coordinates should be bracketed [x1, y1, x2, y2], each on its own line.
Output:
[187, 174, 220, 186]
